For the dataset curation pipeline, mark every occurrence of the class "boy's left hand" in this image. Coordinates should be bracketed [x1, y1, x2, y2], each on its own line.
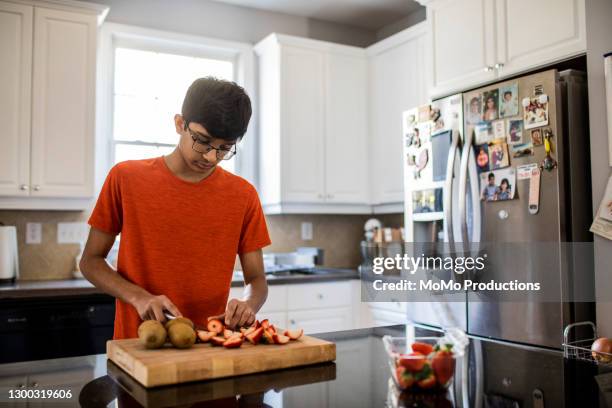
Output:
[209, 298, 256, 329]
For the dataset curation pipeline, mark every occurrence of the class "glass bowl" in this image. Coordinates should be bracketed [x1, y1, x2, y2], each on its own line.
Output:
[383, 335, 463, 392]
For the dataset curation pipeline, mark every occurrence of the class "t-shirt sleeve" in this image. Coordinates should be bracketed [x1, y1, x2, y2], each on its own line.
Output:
[88, 164, 123, 235]
[238, 187, 271, 254]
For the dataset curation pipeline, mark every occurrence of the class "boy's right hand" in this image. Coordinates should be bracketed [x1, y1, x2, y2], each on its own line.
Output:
[133, 294, 182, 321]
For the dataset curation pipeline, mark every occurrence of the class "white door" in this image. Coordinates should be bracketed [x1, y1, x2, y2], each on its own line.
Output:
[30, 7, 96, 197]
[368, 25, 429, 205]
[280, 45, 326, 203]
[324, 52, 369, 204]
[429, 0, 497, 96]
[0, 2, 32, 196]
[495, 0, 586, 77]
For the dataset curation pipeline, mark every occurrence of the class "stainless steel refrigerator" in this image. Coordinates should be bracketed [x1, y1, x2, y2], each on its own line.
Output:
[404, 69, 594, 349]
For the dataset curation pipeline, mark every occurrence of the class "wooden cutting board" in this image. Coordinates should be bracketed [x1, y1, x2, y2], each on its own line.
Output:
[106, 334, 336, 388]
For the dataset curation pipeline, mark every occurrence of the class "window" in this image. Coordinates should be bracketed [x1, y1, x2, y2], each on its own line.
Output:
[100, 23, 255, 182]
[112, 48, 236, 172]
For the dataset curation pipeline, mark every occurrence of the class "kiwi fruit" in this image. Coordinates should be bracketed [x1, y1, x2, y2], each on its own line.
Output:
[138, 320, 167, 349]
[168, 322, 196, 349]
[165, 317, 194, 330]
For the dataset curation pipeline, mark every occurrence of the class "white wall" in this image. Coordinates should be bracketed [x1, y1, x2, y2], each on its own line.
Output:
[83, 0, 376, 47]
[585, 0, 612, 337]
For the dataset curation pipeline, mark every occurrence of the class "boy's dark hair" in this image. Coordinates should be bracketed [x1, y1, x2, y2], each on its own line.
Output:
[488, 172, 495, 180]
[504, 91, 512, 97]
[181, 77, 252, 142]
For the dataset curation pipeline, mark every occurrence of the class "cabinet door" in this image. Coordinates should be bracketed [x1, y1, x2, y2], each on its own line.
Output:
[429, 0, 497, 96]
[0, 2, 32, 196]
[369, 26, 429, 205]
[287, 307, 352, 334]
[30, 7, 96, 197]
[495, 0, 586, 77]
[325, 53, 369, 204]
[280, 45, 326, 203]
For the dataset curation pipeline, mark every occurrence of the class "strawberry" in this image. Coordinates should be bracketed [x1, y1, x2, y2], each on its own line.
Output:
[432, 350, 455, 385]
[395, 366, 415, 389]
[284, 329, 304, 340]
[210, 336, 226, 346]
[272, 334, 290, 344]
[223, 337, 243, 348]
[262, 329, 275, 344]
[224, 329, 235, 339]
[196, 330, 214, 343]
[243, 326, 256, 336]
[206, 319, 224, 334]
[260, 319, 270, 329]
[398, 352, 427, 372]
[411, 342, 434, 355]
[417, 373, 437, 389]
[268, 324, 277, 334]
[252, 320, 261, 329]
[265, 327, 276, 337]
[246, 327, 264, 345]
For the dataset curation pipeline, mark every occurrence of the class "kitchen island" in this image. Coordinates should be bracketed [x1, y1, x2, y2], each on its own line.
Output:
[0, 325, 607, 407]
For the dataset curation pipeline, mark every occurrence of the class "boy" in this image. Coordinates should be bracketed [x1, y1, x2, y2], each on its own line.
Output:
[481, 172, 497, 201]
[80, 77, 270, 339]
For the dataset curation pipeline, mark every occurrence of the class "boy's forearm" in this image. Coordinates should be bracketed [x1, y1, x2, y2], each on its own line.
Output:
[243, 274, 268, 313]
[80, 256, 150, 305]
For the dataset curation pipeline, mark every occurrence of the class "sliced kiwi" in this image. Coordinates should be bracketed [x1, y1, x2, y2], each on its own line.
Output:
[138, 320, 167, 349]
[168, 322, 196, 349]
[165, 317, 194, 330]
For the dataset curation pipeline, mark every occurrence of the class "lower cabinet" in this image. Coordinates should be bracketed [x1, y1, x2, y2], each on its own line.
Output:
[287, 307, 352, 334]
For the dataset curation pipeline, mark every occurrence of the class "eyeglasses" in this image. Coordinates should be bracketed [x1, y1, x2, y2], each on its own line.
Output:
[186, 126, 236, 161]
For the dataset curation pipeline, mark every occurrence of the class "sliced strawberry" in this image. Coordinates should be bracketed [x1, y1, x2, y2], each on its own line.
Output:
[224, 329, 235, 339]
[260, 319, 270, 329]
[210, 336, 226, 346]
[243, 326, 256, 336]
[268, 324, 277, 334]
[246, 327, 264, 345]
[223, 337, 243, 348]
[197, 330, 214, 342]
[272, 334, 290, 344]
[207, 319, 224, 334]
[262, 329, 274, 344]
[252, 320, 261, 329]
[265, 327, 276, 337]
[284, 329, 304, 340]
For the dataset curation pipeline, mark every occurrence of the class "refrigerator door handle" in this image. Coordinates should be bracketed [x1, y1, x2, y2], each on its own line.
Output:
[457, 129, 482, 252]
[444, 130, 460, 247]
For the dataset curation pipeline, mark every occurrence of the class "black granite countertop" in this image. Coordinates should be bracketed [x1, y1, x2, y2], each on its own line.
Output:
[0, 268, 359, 299]
[0, 325, 608, 407]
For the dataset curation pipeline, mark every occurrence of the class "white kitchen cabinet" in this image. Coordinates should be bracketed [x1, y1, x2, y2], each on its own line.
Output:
[255, 34, 371, 214]
[366, 24, 429, 211]
[287, 307, 352, 334]
[0, 2, 32, 198]
[420, 0, 586, 98]
[0, 0, 107, 209]
[494, 0, 586, 77]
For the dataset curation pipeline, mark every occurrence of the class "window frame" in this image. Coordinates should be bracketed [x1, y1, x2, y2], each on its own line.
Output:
[96, 22, 256, 190]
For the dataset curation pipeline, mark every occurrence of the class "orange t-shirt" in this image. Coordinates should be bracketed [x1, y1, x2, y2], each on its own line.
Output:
[88, 157, 271, 339]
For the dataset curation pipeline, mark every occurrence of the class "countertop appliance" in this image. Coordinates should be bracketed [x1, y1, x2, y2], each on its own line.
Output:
[403, 69, 594, 349]
[0, 225, 19, 284]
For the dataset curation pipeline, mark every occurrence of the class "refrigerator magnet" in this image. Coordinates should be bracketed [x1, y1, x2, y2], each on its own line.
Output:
[528, 167, 541, 214]
[489, 142, 510, 170]
[517, 163, 539, 180]
[523, 96, 549, 129]
[480, 168, 516, 202]
[506, 119, 524, 144]
[531, 128, 544, 146]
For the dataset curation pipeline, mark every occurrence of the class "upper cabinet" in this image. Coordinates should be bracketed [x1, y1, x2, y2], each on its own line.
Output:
[255, 34, 370, 214]
[366, 24, 430, 210]
[420, 0, 586, 98]
[0, 0, 107, 210]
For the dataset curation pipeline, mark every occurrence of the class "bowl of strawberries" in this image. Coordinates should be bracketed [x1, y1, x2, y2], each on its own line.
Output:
[383, 335, 462, 392]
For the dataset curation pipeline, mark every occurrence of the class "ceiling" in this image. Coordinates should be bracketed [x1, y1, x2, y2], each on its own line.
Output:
[211, 0, 423, 31]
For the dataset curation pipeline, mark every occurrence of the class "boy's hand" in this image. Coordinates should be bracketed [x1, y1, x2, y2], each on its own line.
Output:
[210, 299, 255, 329]
[133, 293, 182, 322]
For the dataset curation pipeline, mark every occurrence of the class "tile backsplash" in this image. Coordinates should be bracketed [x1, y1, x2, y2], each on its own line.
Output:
[0, 210, 402, 281]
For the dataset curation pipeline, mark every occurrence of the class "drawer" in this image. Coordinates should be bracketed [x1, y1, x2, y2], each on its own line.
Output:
[287, 307, 352, 334]
[370, 309, 406, 327]
[368, 301, 408, 314]
[287, 282, 352, 311]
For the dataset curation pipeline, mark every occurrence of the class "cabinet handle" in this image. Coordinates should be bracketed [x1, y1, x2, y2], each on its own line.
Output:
[317, 194, 324, 199]
[494, 63, 504, 70]
[18, 383, 25, 388]
[327, 194, 334, 199]
[290, 319, 296, 325]
[33, 185, 40, 191]
[317, 293, 323, 300]
[20, 184, 29, 191]
[32, 382, 38, 387]
[483, 66, 493, 72]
